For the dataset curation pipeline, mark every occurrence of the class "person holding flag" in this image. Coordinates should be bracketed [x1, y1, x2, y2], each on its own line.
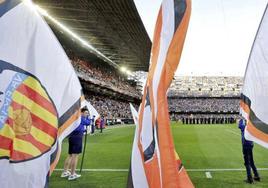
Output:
[61, 108, 91, 180]
[238, 118, 260, 184]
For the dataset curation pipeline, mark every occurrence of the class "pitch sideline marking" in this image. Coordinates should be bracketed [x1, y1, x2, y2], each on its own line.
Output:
[205, 172, 212, 178]
[107, 125, 135, 129]
[55, 168, 128, 172]
[225, 129, 240, 136]
[188, 168, 268, 172]
[54, 168, 268, 172]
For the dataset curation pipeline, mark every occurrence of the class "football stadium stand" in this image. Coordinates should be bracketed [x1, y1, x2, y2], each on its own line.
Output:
[168, 76, 243, 124]
[33, 1, 243, 125]
[168, 76, 243, 97]
[33, 0, 151, 123]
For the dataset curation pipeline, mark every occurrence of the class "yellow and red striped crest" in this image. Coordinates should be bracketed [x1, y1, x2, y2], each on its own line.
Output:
[0, 68, 58, 162]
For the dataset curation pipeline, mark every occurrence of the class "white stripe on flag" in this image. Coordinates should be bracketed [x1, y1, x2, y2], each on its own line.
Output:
[152, 0, 175, 118]
[130, 103, 149, 188]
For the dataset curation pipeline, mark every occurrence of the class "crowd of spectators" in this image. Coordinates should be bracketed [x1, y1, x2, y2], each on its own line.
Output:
[85, 93, 138, 119]
[70, 56, 140, 97]
[66, 52, 243, 124]
[168, 98, 239, 113]
[84, 92, 240, 123]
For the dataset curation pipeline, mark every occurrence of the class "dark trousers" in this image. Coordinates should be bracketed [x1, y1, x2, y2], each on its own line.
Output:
[91, 124, 95, 134]
[243, 146, 259, 179]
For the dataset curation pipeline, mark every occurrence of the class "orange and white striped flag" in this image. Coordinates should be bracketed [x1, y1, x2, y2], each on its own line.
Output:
[128, 0, 193, 187]
[240, 4, 268, 148]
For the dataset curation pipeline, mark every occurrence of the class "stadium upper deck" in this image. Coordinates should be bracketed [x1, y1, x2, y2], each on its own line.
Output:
[169, 76, 243, 97]
[32, 0, 152, 102]
[33, 0, 151, 72]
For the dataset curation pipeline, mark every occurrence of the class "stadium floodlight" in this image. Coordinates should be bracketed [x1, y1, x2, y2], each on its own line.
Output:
[24, 0, 48, 17]
[24, 0, 119, 69]
[120, 67, 127, 73]
[126, 70, 133, 76]
[24, 0, 140, 81]
[120, 66, 133, 76]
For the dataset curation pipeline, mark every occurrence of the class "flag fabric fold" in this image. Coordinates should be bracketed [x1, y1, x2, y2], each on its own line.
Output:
[0, 0, 82, 187]
[81, 99, 100, 121]
[128, 0, 193, 187]
[128, 103, 148, 188]
[240, 4, 268, 148]
[130, 103, 138, 126]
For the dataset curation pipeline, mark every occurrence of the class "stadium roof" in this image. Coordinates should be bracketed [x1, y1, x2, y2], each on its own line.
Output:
[33, 0, 151, 71]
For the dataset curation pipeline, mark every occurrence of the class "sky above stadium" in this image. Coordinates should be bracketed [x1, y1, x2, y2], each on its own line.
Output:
[134, 0, 267, 76]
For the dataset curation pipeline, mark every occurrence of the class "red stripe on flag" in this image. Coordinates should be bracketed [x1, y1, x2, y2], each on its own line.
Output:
[5, 117, 14, 128]
[16, 83, 57, 115]
[0, 135, 12, 150]
[11, 150, 34, 161]
[31, 113, 58, 138]
[11, 101, 21, 110]
[16, 134, 50, 153]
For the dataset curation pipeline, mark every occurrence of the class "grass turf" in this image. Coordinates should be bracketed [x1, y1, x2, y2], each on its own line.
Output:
[50, 123, 268, 188]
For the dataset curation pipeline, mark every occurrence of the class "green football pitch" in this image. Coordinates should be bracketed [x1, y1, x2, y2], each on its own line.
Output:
[50, 123, 268, 188]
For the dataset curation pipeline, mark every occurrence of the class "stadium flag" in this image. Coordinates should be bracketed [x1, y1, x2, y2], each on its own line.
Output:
[240, 4, 268, 148]
[128, 0, 193, 187]
[81, 99, 99, 133]
[0, 0, 82, 187]
[81, 99, 100, 121]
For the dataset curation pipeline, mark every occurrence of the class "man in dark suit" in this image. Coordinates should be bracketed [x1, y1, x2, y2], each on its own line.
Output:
[238, 118, 260, 184]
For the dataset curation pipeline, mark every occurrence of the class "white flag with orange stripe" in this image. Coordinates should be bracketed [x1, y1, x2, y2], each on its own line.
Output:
[240, 4, 268, 148]
[0, 0, 82, 187]
[128, 0, 193, 187]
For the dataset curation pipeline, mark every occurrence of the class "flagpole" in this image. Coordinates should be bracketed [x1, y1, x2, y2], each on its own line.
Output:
[80, 128, 88, 173]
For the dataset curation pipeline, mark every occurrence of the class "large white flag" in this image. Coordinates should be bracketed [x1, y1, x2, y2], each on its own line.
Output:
[241, 4, 268, 148]
[0, 0, 82, 187]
